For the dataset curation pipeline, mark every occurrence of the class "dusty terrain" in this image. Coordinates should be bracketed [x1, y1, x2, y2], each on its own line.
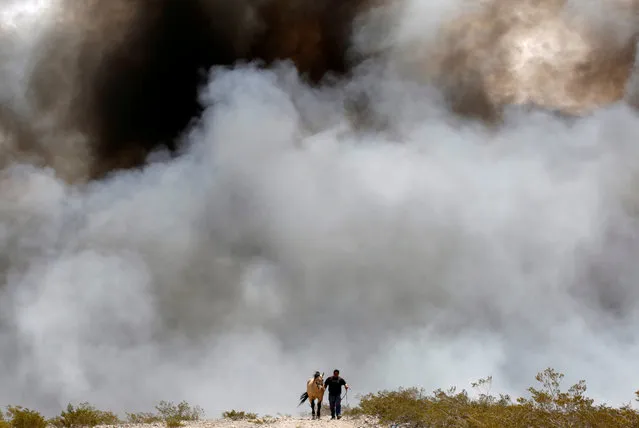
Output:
[96, 416, 380, 428]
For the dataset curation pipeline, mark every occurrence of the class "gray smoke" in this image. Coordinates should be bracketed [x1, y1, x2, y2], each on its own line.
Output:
[1, 0, 639, 419]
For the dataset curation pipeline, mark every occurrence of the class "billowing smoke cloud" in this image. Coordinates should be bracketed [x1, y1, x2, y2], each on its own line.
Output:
[1, 0, 639, 419]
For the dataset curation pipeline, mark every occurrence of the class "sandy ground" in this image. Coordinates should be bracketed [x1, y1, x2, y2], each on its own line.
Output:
[96, 415, 381, 428]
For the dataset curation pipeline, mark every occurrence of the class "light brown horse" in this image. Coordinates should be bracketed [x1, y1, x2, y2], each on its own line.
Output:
[298, 371, 325, 419]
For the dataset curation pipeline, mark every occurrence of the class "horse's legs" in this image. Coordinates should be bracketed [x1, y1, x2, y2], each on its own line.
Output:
[317, 399, 322, 419]
[310, 399, 316, 419]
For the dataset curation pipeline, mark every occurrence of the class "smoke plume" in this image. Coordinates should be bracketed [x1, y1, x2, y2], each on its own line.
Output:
[1, 0, 639, 418]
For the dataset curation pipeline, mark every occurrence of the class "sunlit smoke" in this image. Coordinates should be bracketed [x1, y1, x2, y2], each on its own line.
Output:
[1, 0, 639, 419]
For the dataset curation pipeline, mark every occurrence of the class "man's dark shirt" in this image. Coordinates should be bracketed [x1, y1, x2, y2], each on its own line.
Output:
[324, 375, 346, 396]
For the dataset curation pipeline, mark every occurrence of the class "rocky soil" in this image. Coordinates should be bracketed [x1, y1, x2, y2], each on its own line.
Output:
[96, 415, 381, 428]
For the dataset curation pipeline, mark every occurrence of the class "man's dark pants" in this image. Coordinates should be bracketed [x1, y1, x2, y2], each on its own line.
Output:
[329, 393, 342, 417]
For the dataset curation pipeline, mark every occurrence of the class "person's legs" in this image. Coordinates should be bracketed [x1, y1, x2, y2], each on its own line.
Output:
[335, 393, 342, 418]
[329, 394, 337, 418]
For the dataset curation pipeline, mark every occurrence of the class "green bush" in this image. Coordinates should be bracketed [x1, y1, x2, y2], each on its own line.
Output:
[4, 406, 46, 428]
[48, 402, 120, 427]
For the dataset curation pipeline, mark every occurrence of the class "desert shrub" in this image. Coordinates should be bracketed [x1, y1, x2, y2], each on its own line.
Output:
[4, 406, 46, 428]
[155, 400, 203, 421]
[222, 409, 258, 420]
[125, 401, 204, 427]
[153, 401, 204, 427]
[48, 402, 120, 427]
[125, 411, 163, 424]
[356, 386, 469, 426]
[164, 417, 183, 428]
[351, 368, 639, 427]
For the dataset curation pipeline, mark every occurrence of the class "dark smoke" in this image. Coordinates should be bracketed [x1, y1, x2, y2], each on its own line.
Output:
[2, 0, 639, 419]
[12, 0, 378, 181]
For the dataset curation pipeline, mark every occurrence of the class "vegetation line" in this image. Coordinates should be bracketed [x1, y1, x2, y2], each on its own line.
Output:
[2, 368, 638, 427]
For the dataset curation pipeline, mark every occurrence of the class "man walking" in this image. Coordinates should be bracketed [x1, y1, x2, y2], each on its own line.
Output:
[324, 369, 349, 419]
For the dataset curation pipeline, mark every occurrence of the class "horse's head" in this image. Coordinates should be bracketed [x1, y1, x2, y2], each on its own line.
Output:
[313, 371, 325, 391]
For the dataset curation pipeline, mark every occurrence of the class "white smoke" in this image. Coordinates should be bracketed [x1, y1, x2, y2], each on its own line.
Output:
[1, 0, 639, 419]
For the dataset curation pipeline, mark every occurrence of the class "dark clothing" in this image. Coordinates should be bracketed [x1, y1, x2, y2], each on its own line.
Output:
[325, 375, 347, 418]
[329, 393, 342, 417]
[324, 375, 347, 396]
